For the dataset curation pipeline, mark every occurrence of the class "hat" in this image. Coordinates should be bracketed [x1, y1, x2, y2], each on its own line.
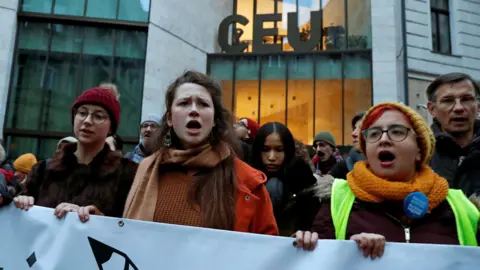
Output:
[57, 136, 78, 149]
[313, 132, 336, 148]
[13, 153, 37, 174]
[241, 118, 260, 140]
[71, 87, 121, 134]
[360, 102, 435, 165]
[141, 114, 161, 126]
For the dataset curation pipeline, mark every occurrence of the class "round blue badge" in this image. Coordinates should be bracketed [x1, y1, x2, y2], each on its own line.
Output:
[403, 192, 429, 219]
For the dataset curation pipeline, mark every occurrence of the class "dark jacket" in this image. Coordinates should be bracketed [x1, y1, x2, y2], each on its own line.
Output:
[22, 143, 138, 217]
[125, 143, 149, 164]
[330, 149, 366, 179]
[265, 157, 319, 235]
[311, 179, 480, 245]
[429, 120, 480, 197]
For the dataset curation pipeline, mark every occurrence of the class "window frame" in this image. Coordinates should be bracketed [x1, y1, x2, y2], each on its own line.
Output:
[3, 3, 150, 159]
[430, 0, 452, 54]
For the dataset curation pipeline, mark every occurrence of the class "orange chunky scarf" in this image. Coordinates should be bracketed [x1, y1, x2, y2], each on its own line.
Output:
[347, 161, 449, 213]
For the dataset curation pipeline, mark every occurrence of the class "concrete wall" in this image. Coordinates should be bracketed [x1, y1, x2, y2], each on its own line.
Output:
[371, 0, 406, 104]
[142, 0, 233, 118]
[0, 0, 18, 139]
[405, 0, 480, 78]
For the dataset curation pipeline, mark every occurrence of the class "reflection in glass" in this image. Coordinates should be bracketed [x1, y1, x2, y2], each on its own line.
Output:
[43, 54, 82, 132]
[260, 56, 286, 125]
[209, 58, 234, 113]
[315, 55, 343, 144]
[83, 28, 114, 56]
[439, 14, 451, 54]
[7, 52, 47, 130]
[118, 0, 150, 22]
[50, 25, 83, 53]
[322, 0, 346, 50]
[54, 0, 85, 16]
[235, 56, 260, 121]
[347, 0, 371, 49]
[5, 137, 38, 161]
[288, 56, 314, 144]
[236, 0, 254, 52]
[114, 58, 145, 137]
[18, 22, 50, 51]
[86, 0, 117, 19]
[22, 0, 53, 13]
[343, 54, 372, 144]
[116, 30, 147, 59]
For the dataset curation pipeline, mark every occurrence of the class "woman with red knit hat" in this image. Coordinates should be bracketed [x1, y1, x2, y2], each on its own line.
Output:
[234, 117, 260, 144]
[12, 85, 138, 222]
[234, 117, 260, 163]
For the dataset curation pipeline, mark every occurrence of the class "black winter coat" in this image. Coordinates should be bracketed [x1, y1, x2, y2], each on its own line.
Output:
[429, 120, 480, 197]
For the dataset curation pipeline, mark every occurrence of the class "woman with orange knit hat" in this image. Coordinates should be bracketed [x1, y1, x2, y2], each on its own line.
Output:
[295, 102, 479, 257]
[12, 85, 137, 222]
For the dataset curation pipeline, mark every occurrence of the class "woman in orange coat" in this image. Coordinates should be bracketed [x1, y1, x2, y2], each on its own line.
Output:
[123, 71, 278, 235]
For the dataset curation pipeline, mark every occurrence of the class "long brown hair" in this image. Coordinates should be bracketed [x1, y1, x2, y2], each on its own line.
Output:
[151, 71, 239, 230]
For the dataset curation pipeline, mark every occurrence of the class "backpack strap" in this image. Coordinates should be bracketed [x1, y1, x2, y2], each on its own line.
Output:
[446, 189, 479, 246]
[331, 179, 356, 240]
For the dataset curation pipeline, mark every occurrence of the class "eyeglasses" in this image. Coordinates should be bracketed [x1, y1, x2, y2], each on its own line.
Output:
[435, 95, 478, 110]
[141, 123, 158, 130]
[362, 125, 412, 143]
[74, 109, 109, 124]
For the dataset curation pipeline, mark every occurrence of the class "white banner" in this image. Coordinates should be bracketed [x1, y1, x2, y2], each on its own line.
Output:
[0, 205, 478, 270]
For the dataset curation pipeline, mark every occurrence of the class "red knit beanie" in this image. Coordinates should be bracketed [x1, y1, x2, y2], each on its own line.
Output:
[71, 87, 121, 134]
[242, 118, 260, 141]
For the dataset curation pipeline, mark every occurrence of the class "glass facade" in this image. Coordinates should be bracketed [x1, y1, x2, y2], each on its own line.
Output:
[22, 0, 150, 22]
[5, 1, 149, 160]
[209, 53, 371, 145]
[209, 0, 372, 146]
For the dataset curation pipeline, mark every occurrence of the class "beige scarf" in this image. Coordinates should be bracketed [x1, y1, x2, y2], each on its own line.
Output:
[123, 142, 231, 221]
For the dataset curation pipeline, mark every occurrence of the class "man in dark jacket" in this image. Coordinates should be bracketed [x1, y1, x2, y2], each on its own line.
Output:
[125, 113, 161, 163]
[427, 72, 480, 197]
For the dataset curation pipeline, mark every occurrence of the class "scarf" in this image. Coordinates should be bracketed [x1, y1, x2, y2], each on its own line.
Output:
[347, 161, 449, 213]
[123, 142, 231, 221]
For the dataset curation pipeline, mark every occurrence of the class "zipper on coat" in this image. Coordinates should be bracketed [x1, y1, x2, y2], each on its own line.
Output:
[458, 156, 465, 166]
[404, 227, 410, 243]
[382, 211, 411, 243]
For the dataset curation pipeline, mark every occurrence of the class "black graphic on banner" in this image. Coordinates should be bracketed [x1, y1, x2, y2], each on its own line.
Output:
[88, 237, 139, 270]
[26, 252, 37, 267]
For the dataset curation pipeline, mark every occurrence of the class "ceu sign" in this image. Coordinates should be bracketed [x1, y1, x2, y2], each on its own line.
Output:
[218, 11, 321, 53]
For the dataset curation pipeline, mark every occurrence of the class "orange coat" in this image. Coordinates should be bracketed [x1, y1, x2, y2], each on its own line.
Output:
[232, 158, 278, 235]
[123, 153, 278, 236]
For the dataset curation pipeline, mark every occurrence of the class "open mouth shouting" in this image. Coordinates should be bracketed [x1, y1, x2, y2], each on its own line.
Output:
[186, 120, 202, 136]
[378, 150, 396, 168]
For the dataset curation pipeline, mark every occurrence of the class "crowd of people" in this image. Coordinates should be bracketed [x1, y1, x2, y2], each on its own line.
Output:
[0, 70, 479, 259]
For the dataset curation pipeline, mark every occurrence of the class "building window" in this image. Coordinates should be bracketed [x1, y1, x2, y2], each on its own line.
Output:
[430, 0, 451, 54]
[21, 0, 150, 22]
[233, 0, 371, 53]
[5, 21, 147, 160]
[208, 52, 372, 145]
